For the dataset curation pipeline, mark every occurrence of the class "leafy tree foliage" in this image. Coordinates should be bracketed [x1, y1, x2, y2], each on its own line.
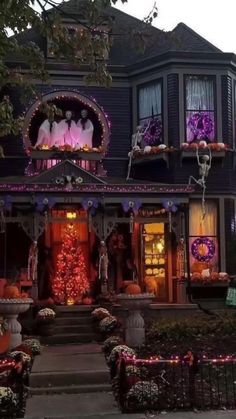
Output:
[0, 0, 158, 139]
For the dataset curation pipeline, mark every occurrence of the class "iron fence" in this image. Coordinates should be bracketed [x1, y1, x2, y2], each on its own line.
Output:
[116, 357, 236, 413]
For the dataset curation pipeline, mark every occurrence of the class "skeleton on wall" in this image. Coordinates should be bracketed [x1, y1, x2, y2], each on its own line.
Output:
[188, 147, 212, 217]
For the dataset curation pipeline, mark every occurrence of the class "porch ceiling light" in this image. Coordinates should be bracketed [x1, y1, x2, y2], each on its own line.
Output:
[66, 211, 77, 220]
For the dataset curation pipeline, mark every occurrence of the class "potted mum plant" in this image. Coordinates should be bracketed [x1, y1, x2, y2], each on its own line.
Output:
[99, 316, 118, 338]
[22, 338, 41, 356]
[0, 386, 17, 416]
[126, 380, 159, 412]
[36, 308, 56, 336]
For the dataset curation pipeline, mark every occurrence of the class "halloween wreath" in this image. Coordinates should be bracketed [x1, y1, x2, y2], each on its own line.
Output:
[191, 237, 215, 262]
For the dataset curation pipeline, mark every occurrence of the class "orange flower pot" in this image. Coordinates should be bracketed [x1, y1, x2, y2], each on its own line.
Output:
[0, 331, 11, 354]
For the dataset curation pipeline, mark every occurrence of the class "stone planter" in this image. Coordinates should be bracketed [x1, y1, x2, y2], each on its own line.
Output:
[117, 293, 154, 347]
[0, 299, 32, 349]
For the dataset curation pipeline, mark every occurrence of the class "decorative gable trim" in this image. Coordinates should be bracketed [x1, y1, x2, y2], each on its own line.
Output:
[28, 160, 107, 185]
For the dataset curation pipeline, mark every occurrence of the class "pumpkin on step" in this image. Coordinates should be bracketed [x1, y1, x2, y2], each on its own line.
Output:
[125, 283, 141, 295]
[82, 296, 93, 305]
[3, 285, 20, 299]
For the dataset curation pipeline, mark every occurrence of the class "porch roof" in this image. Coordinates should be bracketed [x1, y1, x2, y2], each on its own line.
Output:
[0, 175, 194, 195]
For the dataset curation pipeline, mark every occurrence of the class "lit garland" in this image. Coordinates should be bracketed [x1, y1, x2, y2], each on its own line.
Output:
[52, 223, 89, 304]
[22, 89, 111, 155]
[138, 208, 166, 216]
[0, 184, 195, 193]
[121, 354, 236, 365]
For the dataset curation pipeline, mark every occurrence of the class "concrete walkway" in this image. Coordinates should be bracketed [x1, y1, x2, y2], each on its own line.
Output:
[25, 343, 119, 418]
[24, 409, 236, 418]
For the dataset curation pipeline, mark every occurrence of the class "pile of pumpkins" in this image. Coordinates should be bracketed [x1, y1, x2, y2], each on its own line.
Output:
[0, 280, 29, 300]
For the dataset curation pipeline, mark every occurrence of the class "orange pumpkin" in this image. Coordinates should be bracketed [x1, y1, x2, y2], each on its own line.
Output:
[0, 331, 10, 354]
[3, 285, 21, 299]
[82, 297, 93, 305]
[0, 279, 7, 298]
[125, 284, 141, 295]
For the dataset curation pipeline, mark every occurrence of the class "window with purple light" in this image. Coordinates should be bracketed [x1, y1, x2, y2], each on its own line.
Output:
[185, 76, 216, 143]
[189, 200, 219, 277]
[138, 81, 163, 146]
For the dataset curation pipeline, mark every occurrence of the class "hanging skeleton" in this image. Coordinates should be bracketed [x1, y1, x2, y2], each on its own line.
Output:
[98, 240, 109, 294]
[28, 241, 38, 283]
[176, 237, 186, 279]
[126, 126, 144, 180]
[188, 147, 212, 218]
[129, 212, 134, 234]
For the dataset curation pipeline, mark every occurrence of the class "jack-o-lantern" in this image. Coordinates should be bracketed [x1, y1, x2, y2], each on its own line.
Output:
[67, 297, 75, 306]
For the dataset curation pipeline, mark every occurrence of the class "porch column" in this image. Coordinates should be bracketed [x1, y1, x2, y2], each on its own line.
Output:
[20, 213, 47, 300]
[219, 198, 226, 272]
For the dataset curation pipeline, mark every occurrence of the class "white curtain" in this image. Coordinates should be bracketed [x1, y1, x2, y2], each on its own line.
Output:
[186, 77, 214, 111]
[139, 82, 162, 120]
[189, 200, 217, 236]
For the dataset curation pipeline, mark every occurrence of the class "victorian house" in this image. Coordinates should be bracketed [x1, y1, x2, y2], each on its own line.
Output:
[0, 0, 235, 305]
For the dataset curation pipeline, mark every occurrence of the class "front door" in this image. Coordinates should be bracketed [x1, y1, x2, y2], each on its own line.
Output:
[142, 222, 168, 301]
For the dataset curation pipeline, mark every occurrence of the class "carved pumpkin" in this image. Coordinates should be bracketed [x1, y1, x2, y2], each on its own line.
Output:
[82, 297, 93, 305]
[125, 284, 141, 295]
[3, 285, 20, 299]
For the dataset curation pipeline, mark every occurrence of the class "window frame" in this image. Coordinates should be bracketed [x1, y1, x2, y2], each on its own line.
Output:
[137, 78, 163, 143]
[233, 80, 236, 147]
[184, 74, 217, 143]
[188, 199, 219, 275]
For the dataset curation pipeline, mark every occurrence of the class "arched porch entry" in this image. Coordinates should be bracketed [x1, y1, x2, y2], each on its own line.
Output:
[22, 89, 110, 151]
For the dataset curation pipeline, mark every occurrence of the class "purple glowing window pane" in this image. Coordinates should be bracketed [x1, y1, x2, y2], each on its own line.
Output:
[186, 111, 215, 143]
[140, 116, 163, 146]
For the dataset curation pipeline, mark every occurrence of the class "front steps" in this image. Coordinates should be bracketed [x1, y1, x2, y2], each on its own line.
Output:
[29, 343, 111, 396]
[42, 305, 99, 345]
[25, 306, 118, 418]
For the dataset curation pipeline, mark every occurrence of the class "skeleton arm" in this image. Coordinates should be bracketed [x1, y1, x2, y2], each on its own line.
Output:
[196, 147, 200, 166]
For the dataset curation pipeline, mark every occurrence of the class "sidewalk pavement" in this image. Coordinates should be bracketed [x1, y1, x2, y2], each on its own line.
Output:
[23, 409, 236, 418]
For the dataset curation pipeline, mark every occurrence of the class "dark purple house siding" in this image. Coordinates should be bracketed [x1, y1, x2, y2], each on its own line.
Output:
[224, 198, 236, 274]
[167, 74, 180, 148]
[221, 75, 233, 148]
